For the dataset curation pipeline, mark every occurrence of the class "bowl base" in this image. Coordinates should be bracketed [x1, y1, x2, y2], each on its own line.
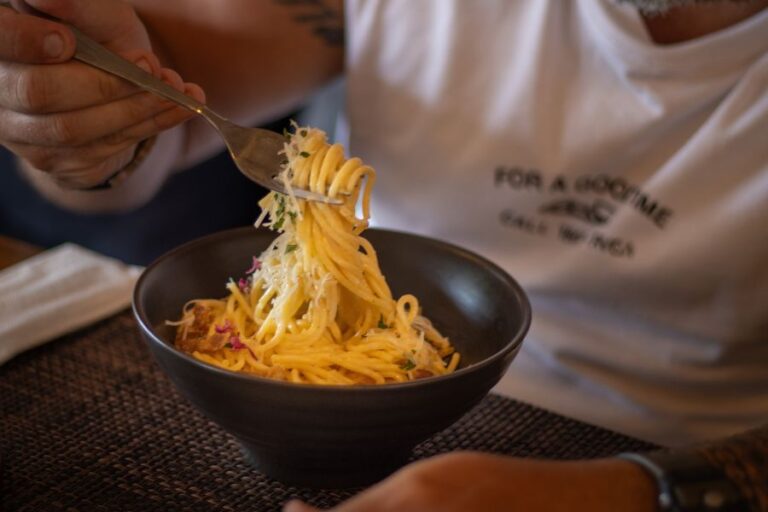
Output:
[240, 443, 412, 489]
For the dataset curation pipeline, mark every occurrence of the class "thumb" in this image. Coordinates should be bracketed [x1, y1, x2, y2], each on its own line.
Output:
[23, 0, 152, 51]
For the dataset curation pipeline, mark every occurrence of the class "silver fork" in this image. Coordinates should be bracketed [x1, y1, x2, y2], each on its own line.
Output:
[70, 26, 340, 204]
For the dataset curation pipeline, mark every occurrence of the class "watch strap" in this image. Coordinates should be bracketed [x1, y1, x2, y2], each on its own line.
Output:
[618, 451, 748, 512]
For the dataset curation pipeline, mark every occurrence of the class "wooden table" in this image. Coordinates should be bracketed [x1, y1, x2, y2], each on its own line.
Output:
[0, 234, 41, 270]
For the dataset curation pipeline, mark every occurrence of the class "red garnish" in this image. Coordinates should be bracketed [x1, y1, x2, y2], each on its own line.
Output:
[229, 336, 246, 350]
[238, 277, 250, 292]
[246, 257, 262, 274]
[215, 320, 232, 334]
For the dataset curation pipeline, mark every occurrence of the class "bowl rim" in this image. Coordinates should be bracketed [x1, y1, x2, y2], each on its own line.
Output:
[132, 226, 531, 393]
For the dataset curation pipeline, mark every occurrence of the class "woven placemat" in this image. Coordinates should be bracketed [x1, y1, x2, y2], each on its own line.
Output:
[1, 311, 656, 512]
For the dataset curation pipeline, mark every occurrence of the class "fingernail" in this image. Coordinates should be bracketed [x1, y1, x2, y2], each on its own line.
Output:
[160, 68, 185, 91]
[136, 58, 152, 73]
[185, 84, 205, 102]
[44, 33, 64, 59]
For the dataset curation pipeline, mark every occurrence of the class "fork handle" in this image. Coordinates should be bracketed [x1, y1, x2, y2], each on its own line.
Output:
[70, 26, 228, 126]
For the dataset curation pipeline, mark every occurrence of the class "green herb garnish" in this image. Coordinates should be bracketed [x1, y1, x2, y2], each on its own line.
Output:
[285, 244, 298, 254]
[400, 360, 416, 371]
[300, 151, 310, 158]
[275, 194, 286, 215]
[377, 317, 389, 329]
[224, 342, 233, 349]
[272, 195, 287, 230]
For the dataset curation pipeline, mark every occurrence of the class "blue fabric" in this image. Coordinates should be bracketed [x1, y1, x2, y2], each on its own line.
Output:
[0, 146, 267, 266]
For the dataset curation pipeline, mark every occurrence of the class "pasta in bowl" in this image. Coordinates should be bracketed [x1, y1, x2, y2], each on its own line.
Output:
[132, 128, 530, 487]
[171, 128, 459, 385]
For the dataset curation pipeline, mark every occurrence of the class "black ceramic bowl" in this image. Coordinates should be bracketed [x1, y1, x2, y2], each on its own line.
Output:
[133, 227, 530, 488]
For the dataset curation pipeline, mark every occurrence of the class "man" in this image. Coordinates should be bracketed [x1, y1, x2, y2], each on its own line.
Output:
[0, 0, 766, 510]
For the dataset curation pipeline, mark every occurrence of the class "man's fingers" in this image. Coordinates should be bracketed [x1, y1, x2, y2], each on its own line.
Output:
[114, 82, 205, 142]
[98, 81, 203, 145]
[23, 0, 150, 51]
[0, 51, 162, 114]
[114, 104, 195, 144]
[2, 84, 202, 173]
[4, 103, 194, 172]
[0, 90, 178, 146]
[51, 146, 137, 189]
[183, 82, 206, 104]
[0, 5, 74, 63]
[0, 60, 138, 115]
[0, 71, 205, 146]
[4, 136, 137, 173]
[10, 141, 137, 189]
[160, 67, 185, 90]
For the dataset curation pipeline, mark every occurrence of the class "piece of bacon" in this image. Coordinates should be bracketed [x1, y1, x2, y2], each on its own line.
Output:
[175, 306, 231, 354]
[412, 369, 433, 380]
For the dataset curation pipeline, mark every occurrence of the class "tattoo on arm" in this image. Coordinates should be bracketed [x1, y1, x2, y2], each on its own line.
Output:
[273, 0, 344, 46]
[696, 425, 768, 512]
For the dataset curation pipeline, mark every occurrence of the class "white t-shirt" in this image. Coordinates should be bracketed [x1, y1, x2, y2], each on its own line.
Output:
[345, 0, 768, 446]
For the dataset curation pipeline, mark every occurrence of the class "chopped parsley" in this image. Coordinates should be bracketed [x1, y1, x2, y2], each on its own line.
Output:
[275, 195, 286, 216]
[377, 316, 389, 329]
[224, 342, 233, 349]
[285, 244, 298, 254]
[300, 151, 310, 158]
[272, 195, 288, 230]
[400, 360, 416, 371]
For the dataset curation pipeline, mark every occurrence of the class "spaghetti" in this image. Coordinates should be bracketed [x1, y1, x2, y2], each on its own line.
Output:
[172, 126, 459, 385]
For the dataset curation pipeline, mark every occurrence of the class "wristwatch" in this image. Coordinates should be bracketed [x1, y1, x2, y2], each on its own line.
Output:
[618, 451, 748, 512]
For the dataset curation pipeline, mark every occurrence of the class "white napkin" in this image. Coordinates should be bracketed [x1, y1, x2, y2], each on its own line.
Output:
[0, 243, 141, 365]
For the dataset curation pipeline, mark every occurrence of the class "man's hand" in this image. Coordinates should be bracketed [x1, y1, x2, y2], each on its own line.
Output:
[284, 452, 659, 512]
[0, 0, 204, 189]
